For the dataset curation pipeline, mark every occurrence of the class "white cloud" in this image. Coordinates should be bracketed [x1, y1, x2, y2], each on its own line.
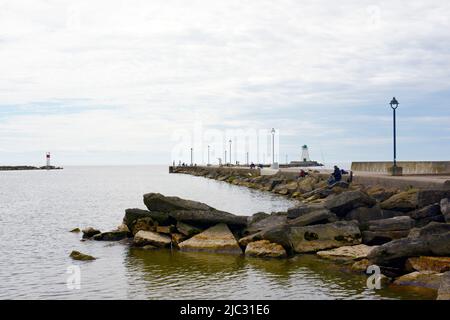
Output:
[0, 0, 450, 164]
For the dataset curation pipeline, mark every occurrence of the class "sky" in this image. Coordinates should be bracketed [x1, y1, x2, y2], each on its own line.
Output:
[1, 0, 450, 166]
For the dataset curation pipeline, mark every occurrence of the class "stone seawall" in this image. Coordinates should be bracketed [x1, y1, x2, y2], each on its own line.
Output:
[351, 161, 450, 175]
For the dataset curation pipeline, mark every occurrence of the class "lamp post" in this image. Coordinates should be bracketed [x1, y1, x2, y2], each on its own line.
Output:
[389, 97, 402, 176]
[246, 151, 249, 166]
[224, 150, 227, 166]
[271, 128, 275, 166]
[229, 139, 232, 165]
[207, 145, 210, 166]
[190, 147, 193, 166]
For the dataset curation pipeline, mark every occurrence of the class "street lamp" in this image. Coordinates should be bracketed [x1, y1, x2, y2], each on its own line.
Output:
[190, 147, 193, 166]
[389, 97, 402, 176]
[224, 150, 227, 166]
[207, 145, 210, 166]
[229, 139, 232, 165]
[271, 128, 275, 166]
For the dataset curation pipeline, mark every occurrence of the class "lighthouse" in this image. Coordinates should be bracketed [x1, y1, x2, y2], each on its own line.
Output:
[46, 152, 51, 168]
[301, 145, 310, 162]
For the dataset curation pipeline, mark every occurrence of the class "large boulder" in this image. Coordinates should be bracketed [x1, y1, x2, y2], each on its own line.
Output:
[317, 244, 376, 262]
[367, 216, 415, 232]
[325, 190, 376, 217]
[441, 198, 450, 223]
[131, 217, 156, 235]
[406, 256, 450, 273]
[143, 193, 212, 212]
[287, 203, 326, 219]
[70, 250, 96, 261]
[362, 230, 410, 245]
[244, 212, 287, 235]
[169, 210, 247, 227]
[368, 222, 450, 266]
[393, 271, 443, 290]
[411, 203, 445, 227]
[345, 204, 385, 228]
[287, 208, 337, 227]
[417, 190, 450, 208]
[133, 230, 172, 248]
[288, 221, 361, 253]
[366, 186, 396, 203]
[245, 240, 287, 258]
[178, 223, 242, 254]
[380, 189, 418, 212]
[437, 271, 450, 300]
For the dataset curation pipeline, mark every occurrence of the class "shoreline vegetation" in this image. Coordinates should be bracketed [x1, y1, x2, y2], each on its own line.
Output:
[0, 165, 63, 171]
[75, 165, 450, 300]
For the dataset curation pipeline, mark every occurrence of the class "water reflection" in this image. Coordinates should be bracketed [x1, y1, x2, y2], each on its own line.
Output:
[124, 248, 435, 300]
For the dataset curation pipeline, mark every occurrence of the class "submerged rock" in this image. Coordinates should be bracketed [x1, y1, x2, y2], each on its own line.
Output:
[178, 223, 242, 254]
[93, 230, 129, 241]
[317, 244, 376, 262]
[393, 271, 443, 290]
[245, 240, 287, 258]
[406, 256, 450, 273]
[133, 230, 172, 248]
[82, 227, 101, 239]
[70, 250, 96, 261]
[70, 228, 80, 233]
[288, 221, 362, 253]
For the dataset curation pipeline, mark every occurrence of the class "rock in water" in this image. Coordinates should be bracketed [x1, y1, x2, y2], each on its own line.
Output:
[245, 240, 287, 258]
[93, 230, 129, 241]
[288, 221, 361, 253]
[70, 250, 96, 261]
[244, 213, 287, 235]
[406, 256, 450, 273]
[325, 190, 376, 217]
[178, 223, 242, 254]
[133, 230, 172, 248]
[143, 193, 213, 212]
[82, 227, 101, 239]
[393, 271, 443, 290]
[437, 271, 450, 300]
[123, 208, 170, 232]
[70, 228, 80, 233]
[317, 244, 376, 262]
[368, 222, 450, 266]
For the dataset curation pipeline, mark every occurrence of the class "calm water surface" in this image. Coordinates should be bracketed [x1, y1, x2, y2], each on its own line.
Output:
[0, 166, 434, 299]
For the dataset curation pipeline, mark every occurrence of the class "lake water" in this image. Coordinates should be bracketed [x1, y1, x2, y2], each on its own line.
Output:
[0, 166, 434, 299]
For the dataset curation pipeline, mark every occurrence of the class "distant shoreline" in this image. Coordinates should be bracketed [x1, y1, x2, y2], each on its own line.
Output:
[0, 166, 63, 171]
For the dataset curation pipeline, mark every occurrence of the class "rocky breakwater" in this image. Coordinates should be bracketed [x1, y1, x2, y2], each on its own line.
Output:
[77, 185, 450, 299]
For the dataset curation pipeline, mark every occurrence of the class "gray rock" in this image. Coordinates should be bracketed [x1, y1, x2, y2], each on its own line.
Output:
[410, 203, 441, 220]
[345, 204, 384, 228]
[143, 193, 212, 212]
[288, 209, 337, 227]
[287, 203, 326, 219]
[247, 212, 270, 224]
[328, 181, 349, 189]
[176, 221, 202, 237]
[169, 210, 248, 227]
[245, 212, 287, 235]
[437, 271, 450, 300]
[123, 208, 170, 231]
[82, 227, 101, 239]
[380, 190, 419, 212]
[362, 230, 410, 245]
[93, 230, 129, 241]
[417, 190, 450, 208]
[288, 221, 362, 253]
[133, 230, 172, 248]
[441, 198, 450, 223]
[368, 216, 415, 232]
[368, 222, 450, 266]
[325, 190, 377, 217]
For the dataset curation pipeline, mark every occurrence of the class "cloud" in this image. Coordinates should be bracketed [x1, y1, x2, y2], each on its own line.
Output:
[0, 0, 450, 164]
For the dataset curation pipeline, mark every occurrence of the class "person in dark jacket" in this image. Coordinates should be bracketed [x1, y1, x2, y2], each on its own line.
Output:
[333, 165, 342, 182]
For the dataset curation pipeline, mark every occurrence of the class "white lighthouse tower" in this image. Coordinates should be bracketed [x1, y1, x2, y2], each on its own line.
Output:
[46, 152, 51, 168]
[301, 145, 310, 162]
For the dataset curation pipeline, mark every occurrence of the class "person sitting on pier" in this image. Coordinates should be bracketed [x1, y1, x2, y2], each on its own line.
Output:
[299, 169, 308, 178]
[250, 162, 256, 169]
[328, 165, 342, 185]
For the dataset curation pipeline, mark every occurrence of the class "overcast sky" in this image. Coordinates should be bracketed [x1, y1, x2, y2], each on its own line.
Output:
[1, 0, 449, 166]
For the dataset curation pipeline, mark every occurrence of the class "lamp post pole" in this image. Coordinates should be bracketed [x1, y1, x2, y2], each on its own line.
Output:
[224, 150, 227, 166]
[271, 128, 275, 165]
[389, 97, 400, 175]
[207, 145, 210, 166]
[190, 147, 193, 166]
[229, 139, 232, 165]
